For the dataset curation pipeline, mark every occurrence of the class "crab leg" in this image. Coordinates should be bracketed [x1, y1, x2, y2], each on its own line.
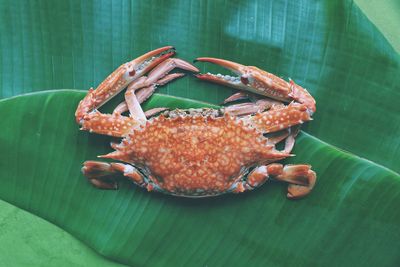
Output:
[124, 58, 198, 121]
[232, 163, 316, 199]
[265, 130, 290, 146]
[127, 60, 193, 94]
[82, 161, 121, 189]
[144, 107, 169, 118]
[82, 161, 146, 190]
[265, 125, 300, 153]
[112, 102, 168, 119]
[113, 101, 129, 115]
[223, 98, 284, 117]
[113, 72, 185, 116]
[125, 77, 148, 122]
[282, 125, 300, 153]
[195, 57, 316, 113]
[223, 92, 250, 104]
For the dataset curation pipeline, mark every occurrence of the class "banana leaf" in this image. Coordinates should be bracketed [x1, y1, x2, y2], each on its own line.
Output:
[0, 91, 399, 266]
[0, 199, 124, 266]
[0, 0, 399, 266]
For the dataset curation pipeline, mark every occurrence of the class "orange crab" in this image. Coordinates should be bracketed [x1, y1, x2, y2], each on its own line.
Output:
[76, 46, 316, 199]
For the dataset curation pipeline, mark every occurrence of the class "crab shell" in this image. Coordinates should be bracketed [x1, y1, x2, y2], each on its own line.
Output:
[101, 109, 290, 197]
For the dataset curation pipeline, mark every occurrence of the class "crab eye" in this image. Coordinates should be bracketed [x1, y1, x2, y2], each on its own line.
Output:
[240, 76, 249, 85]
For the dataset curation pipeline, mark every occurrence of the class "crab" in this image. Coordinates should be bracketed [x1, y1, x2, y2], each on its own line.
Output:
[75, 46, 317, 199]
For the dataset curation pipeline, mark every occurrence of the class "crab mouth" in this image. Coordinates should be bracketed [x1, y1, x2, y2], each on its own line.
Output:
[194, 57, 251, 90]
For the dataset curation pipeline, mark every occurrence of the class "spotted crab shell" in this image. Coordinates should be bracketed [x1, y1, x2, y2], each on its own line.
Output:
[103, 109, 289, 197]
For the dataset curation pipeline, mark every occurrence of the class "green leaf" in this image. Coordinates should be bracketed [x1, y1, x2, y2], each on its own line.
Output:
[0, 90, 399, 266]
[0, 199, 126, 267]
[355, 0, 400, 52]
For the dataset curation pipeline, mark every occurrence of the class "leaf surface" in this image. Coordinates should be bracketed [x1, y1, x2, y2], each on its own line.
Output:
[0, 91, 399, 266]
[0, 199, 126, 267]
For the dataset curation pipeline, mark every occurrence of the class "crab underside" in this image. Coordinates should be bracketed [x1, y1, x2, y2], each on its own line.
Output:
[76, 46, 317, 199]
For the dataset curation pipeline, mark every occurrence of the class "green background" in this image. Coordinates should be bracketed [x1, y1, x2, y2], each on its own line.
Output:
[0, 0, 399, 266]
[356, 0, 400, 52]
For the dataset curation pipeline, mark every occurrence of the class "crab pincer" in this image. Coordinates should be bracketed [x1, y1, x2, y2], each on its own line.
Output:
[75, 46, 199, 124]
[75, 46, 199, 137]
[195, 57, 316, 113]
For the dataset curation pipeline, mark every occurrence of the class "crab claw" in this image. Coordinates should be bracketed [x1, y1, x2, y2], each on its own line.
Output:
[194, 57, 315, 113]
[195, 57, 247, 90]
[76, 46, 177, 123]
[127, 46, 177, 80]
